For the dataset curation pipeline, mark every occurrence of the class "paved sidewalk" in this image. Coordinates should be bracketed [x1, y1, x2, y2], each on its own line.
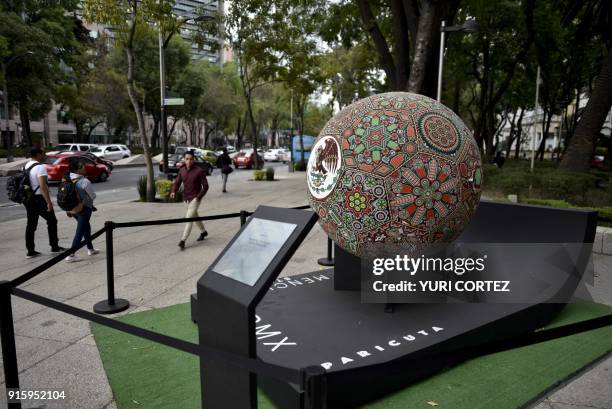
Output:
[0, 166, 609, 408]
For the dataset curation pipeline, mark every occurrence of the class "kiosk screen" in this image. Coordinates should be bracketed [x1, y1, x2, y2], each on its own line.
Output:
[211, 218, 297, 286]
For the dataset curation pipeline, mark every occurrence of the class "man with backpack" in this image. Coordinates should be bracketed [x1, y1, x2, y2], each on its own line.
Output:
[63, 159, 98, 262]
[22, 148, 65, 258]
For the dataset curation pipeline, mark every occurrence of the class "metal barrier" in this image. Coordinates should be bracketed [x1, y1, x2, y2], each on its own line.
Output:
[0, 205, 328, 409]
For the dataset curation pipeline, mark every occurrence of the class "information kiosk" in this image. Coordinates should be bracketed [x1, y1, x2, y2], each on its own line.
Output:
[195, 206, 317, 409]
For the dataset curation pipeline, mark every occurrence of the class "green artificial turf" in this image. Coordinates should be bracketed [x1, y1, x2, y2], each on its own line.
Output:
[91, 303, 612, 409]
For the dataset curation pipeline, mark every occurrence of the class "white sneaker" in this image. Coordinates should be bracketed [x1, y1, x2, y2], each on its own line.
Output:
[65, 254, 79, 263]
[88, 249, 99, 256]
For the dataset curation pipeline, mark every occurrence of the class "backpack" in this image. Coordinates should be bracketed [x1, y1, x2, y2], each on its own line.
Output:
[6, 163, 41, 204]
[57, 175, 80, 211]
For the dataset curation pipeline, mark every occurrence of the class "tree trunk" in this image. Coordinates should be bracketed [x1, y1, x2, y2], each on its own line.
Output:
[235, 116, 243, 150]
[19, 105, 32, 148]
[356, 0, 397, 89]
[514, 109, 525, 159]
[407, 0, 435, 93]
[536, 107, 553, 161]
[125, 14, 155, 202]
[151, 117, 159, 151]
[389, 0, 409, 90]
[560, 50, 612, 173]
[505, 110, 517, 158]
[246, 91, 259, 168]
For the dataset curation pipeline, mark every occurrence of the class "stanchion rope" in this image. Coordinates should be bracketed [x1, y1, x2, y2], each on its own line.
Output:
[11, 226, 108, 287]
[11, 287, 303, 384]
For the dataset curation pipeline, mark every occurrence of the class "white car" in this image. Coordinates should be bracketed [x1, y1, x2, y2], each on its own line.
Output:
[264, 148, 290, 162]
[278, 149, 291, 163]
[117, 144, 131, 158]
[47, 143, 96, 154]
[90, 145, 125, 161]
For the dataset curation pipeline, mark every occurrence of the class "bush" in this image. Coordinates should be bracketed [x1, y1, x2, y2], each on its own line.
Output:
[293, 161, 307, 171]
[520, 198, 573, 208]
[155, 179, 182, 202]
[253, 169, 266, 181]
[265, 166, 275, 181]
[137, 175, 159, 202]
[482, 160, 605, 206]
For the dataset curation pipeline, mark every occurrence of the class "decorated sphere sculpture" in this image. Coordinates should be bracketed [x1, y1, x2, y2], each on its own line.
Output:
[306, 92, 482, 257]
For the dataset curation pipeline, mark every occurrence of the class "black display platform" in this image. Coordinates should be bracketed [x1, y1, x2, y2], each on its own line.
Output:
[191, 202, 597, 408]
[254, 202, 597, 408]
[255, 271, 564, 408]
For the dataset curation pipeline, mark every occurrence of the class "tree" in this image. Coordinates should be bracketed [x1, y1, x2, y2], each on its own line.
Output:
[223, 0, 325, 167]
[83, 0, 186, 202]
[558, 0, 611, 172]
[449, 0, 535, 157]
[320, 0, 460, 95]
[108, 26, 190, 150]
[56, 32, 107, 143]
[1, 2, 82, 147]
[560, 50, 612, 172]
[320, 45, 382, 111]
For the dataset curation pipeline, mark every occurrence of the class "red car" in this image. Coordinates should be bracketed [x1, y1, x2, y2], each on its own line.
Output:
[56, 150, 114, 171]
[44, 153, 111, 182]
[232, 151, 264, 169]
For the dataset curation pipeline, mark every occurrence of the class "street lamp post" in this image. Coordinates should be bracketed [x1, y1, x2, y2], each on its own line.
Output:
[437, 19, 478, 102]
[159, 14, 215, 175]
[2, 51, 33, 162]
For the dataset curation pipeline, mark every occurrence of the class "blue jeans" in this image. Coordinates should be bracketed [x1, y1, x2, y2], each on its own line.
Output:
[70, 206, 94, 254]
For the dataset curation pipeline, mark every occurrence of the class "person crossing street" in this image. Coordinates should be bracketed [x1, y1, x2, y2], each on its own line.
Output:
[170, 150, 209, 250]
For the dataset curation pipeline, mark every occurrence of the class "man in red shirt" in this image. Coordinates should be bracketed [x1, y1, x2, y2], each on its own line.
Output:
[170, 150, 209, 250]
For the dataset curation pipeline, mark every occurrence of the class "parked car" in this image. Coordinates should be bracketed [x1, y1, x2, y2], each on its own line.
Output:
[117, 144, 132, 158]
[264, 148, 290, 163]
[278, 149, 291, 163]
[164, 152, 214, 177]
[233, 150, 264, 169]
[44, 153, 111, 182]
[90, 145, 125, 161]
[47, 143, 96, 155]
[56, 151, 115, 171]
[591, 155, 605, 169]
[159, 146, 201, 173]
[197, 149, 219, 167]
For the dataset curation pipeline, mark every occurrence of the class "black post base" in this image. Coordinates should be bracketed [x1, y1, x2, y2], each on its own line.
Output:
[93, 298, 129, 314]
[317, 257, 334, 266]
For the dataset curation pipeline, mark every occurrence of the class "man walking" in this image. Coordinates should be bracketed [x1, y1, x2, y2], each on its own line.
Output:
[170, 150, 209, 250]
[24, 148, 65, 258]
[216, 147, 233, 193]
[65, 159, 99, 262]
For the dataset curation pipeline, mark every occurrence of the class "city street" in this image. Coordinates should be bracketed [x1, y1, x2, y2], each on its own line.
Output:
[0, 161, 288, 223]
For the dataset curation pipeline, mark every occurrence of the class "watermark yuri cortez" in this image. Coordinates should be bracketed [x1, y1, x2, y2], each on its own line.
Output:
[360, 242, 595, 304]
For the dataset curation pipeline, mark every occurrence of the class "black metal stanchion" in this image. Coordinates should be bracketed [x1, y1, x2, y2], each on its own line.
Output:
[94, 222, 129, 314]
[303, 365, 326, 409]
[317, 238, 334, 266]
[0, 281, 21, 409]
[240, 210, 248, 227]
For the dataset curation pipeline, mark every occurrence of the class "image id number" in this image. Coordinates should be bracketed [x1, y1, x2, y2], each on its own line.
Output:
[7, 388, 66, 402]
